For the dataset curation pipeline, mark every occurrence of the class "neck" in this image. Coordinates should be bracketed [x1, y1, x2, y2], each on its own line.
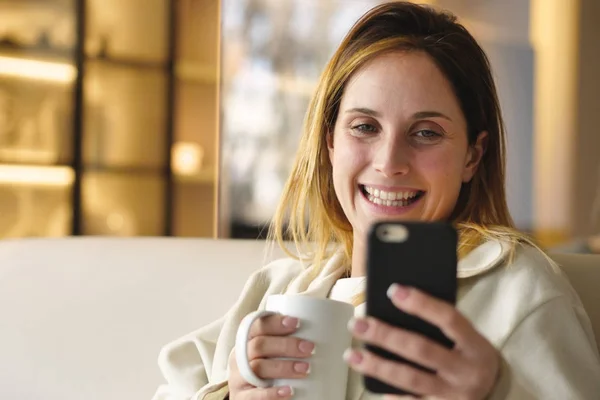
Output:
[351, 234, 367, 277]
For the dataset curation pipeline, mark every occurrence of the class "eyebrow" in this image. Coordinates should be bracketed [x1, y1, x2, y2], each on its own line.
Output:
[345, 108, 453, 122]
[412, 111, 453, 122]
[345, 107, 382, 117]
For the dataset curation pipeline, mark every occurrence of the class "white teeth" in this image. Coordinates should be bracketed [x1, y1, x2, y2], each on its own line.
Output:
[363, 186, 422, 208]
[363, 186, 419, 201]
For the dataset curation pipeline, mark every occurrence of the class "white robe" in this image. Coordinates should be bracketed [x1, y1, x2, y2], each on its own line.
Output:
[152, 241, 600, 400]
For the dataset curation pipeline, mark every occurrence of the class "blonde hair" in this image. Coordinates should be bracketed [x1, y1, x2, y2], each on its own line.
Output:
[268, 2, 537, 273]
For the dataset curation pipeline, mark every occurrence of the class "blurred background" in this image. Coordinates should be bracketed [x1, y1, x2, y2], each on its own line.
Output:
[0, 0, 598, 250]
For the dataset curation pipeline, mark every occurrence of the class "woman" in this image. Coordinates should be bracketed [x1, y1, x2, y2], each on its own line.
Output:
[153, 2, 600, 399]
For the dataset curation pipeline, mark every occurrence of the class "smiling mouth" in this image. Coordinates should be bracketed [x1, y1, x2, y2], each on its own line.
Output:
[360, 185, 425, 207]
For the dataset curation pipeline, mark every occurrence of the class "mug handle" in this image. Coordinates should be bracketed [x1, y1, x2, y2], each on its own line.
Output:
[235, 310, 277, 388]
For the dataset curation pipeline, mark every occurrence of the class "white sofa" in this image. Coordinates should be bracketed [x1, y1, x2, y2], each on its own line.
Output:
[0, 238, 598, 400]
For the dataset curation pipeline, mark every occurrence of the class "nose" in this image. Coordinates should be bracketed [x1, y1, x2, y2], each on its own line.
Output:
[372, 137, 410, 177]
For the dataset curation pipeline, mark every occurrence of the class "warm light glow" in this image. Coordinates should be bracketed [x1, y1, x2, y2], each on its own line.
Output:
[531, 0, 579, 241]
[0, 56, 77, 83]
[172, 142, 204, 175]
[106, 213, 125, 232]
[0, 165, 74, 187]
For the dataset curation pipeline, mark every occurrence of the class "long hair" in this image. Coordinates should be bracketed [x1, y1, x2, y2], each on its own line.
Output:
[269, 1, 535, 272]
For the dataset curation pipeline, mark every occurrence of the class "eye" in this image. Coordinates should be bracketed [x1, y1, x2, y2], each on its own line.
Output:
[351, 124, 378, 134]
[414, 129, 441, 138]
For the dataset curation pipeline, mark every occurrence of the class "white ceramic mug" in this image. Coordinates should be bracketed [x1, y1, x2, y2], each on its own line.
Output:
[235, 294, 354, 399]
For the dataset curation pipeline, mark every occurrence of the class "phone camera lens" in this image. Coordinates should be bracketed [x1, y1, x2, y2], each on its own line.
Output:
[376, 224, 409, 242]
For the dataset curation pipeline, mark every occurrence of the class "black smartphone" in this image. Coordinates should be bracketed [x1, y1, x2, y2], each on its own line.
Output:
[364, 221, 458, 396]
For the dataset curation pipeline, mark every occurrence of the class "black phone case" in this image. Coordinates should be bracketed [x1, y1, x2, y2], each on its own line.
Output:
[364, 221, 458, 396]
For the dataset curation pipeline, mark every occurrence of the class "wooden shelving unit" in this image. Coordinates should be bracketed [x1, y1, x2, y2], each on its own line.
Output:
[0, 0, 220, 238]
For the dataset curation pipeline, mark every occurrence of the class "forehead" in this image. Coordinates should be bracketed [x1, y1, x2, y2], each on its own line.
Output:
[340, 51, 464, 121]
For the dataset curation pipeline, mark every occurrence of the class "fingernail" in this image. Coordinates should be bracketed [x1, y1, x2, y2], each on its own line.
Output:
[347, 317, 369, 334]
[277, 386, 294, 397]
[298, 340, 316, 354]
[293, 361, 310, 374]
[282, 317, 300, 329]
[343, 348, 363, 365]
[387, 283, 409, 300]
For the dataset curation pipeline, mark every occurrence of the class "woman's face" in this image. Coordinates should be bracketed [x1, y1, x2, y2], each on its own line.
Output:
[328, 51, 486, 239]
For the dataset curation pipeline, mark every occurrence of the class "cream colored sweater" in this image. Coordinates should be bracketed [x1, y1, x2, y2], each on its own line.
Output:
[152, 241, 600, 400]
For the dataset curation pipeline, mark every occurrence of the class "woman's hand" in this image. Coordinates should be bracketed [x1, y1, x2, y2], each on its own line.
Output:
[345, 284, 500, 400]
[228, 314, 315, 399]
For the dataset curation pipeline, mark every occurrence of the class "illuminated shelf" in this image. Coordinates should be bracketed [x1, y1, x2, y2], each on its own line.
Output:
[0, 48, 75, 83]
[0, 164, 74, 187]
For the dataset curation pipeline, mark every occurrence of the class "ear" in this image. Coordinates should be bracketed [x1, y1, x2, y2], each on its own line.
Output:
[462, 131, 488, 183]
[326, 130, 334, 163]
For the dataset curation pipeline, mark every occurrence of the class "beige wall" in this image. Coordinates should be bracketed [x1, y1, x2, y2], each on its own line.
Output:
[531, 0, 600, 244]
[573, 0, 600, 237]
[439, 0, 600, 243]
[531, 0, 579, 244]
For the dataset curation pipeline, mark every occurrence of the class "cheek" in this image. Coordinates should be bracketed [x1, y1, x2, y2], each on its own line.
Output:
[330, 138, 369, 198]
[331, 137, 366, 174]
[418, 151, 465, 189]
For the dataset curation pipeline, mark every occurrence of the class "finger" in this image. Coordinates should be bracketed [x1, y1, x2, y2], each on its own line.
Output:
[248, 335, 315, 360]
[228, 356, 309, 392]
[249, 358, 311, 380]
[387, 284, 481, 346]
[236, 385, 294, 399]
[344, 349, 451, 398]
[249, 314, 300, 339]
[228, 350, 249, 390]
[348, 317, 462, 373]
